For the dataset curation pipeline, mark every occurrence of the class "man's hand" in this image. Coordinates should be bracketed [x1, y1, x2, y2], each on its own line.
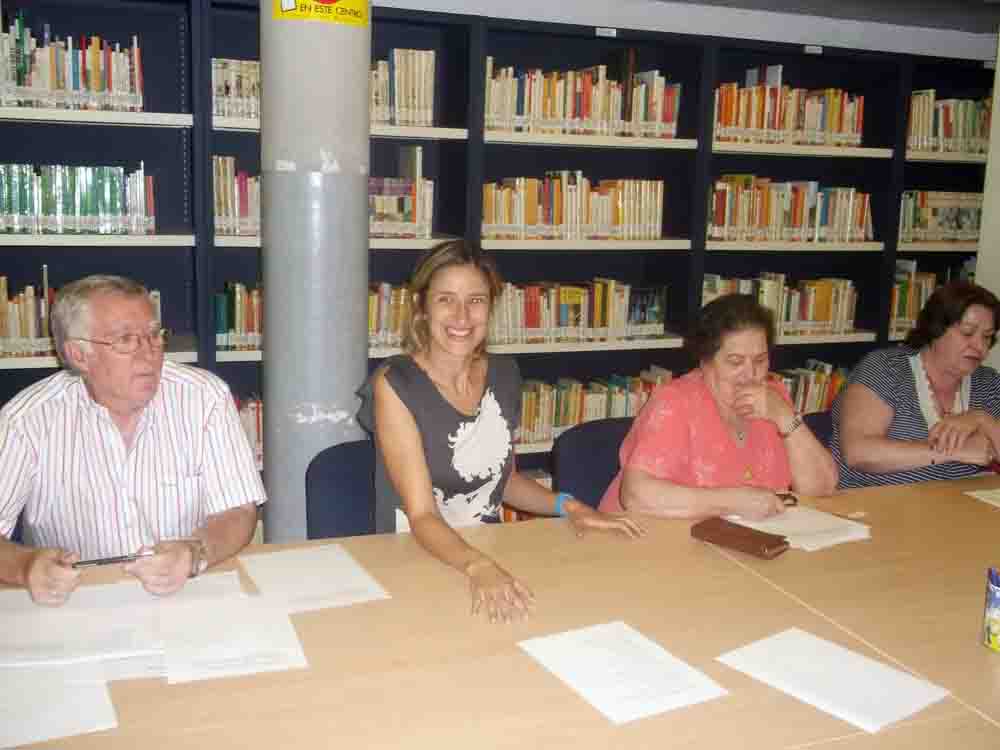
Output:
[26, 548, 81, 606]
[124, 540, 195, 596]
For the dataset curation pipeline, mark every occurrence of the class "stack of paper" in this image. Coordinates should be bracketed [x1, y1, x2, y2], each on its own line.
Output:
[728, 506, 870, 551]
[239, 544, 390, 614]
[159, 596, 308, 684]
[717, 628, 948, 733]
[518, 621, 727, 724]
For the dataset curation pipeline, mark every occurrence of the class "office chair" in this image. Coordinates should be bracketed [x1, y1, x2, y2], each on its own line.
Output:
[552, 417, 634, 508]
[803, 410, 834, 449]
[305, 439, 376, 539]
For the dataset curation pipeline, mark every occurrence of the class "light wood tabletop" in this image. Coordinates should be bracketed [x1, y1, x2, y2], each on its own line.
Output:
[733, 475, 1000, 728]
[22, 476, 1000, 749]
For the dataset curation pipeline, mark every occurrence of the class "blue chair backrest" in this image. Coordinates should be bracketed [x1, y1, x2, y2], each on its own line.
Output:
[552, 417, 634, 508]
[803, 410, 834, 449]
[305, 439, 376, 539]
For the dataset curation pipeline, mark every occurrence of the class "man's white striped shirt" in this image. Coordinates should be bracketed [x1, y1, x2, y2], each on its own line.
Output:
[0, 361, 266, 558]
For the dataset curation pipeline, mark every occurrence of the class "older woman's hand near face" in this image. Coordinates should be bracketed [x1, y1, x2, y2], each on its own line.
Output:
[928, 411, 986, 455]
[732, 379, 795, 426]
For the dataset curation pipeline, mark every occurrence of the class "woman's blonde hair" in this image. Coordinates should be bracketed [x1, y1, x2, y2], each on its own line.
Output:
[402, 240, 502, 355]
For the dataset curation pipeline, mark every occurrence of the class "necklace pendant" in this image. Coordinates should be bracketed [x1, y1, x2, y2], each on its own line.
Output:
[744, 466, 753, 481]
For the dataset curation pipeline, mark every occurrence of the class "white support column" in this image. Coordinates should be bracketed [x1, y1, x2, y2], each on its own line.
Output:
[261, 1, 371, 541]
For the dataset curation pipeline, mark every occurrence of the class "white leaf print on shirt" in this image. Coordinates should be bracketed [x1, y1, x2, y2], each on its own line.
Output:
[431, 388, 511, 526]
[450, 388, 510, 481]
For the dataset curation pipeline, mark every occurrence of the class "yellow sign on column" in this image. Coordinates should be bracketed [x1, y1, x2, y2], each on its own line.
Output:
[273, 0, 369, 26]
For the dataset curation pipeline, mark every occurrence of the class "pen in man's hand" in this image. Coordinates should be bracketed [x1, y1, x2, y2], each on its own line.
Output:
[72, 549, 156, 569]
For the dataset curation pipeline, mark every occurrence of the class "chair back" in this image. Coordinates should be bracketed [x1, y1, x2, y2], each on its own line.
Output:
[306, 439, 376, 539]
[552, 417, 634, 508]
[803, 410, 834, 449]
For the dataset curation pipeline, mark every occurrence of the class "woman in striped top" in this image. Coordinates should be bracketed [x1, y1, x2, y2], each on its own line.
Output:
[832, 281, 1000, 488]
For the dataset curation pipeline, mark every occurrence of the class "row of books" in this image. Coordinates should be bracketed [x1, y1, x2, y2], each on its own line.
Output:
[702, 273, 858, 336]
[369, 48, 435, 127]
[214, 282, 262, 351]
[1, 162, 155, 235]
[213, 156, 260, 237]
[518, 365, 673, 445]
[707, 175, 873, 244]
[714, 65, 863, 146]
[369, 144, 433, 239]
[482, 174, 665, 241]
[235, 396, 264, 471]
[0, 270, 52, 356]
[489, 281, 668, 345]
[890, 259, 936, 337]
[774, 359, 848, 415]
[211, 58, 260, 120]
[907, 90, 991, 154]
[368, 279, 668, 348]
[0, 13, 143, 111]
[369, 178, 434, 239]
[484, 57, 681, 138]
[898, 190, 982, 244]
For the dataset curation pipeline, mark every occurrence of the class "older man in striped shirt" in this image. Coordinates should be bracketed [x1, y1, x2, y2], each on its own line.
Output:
[0, 275, 266, 606]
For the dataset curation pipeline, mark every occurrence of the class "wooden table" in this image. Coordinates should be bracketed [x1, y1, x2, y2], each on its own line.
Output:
[27, 477, 1000, 749]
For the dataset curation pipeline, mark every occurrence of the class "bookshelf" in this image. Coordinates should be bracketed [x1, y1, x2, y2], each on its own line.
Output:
[712, 142, 892, 159]
[0, 0, 200, 398]
[0, 108, 193, 128]
[485, 132, 697, 150]
[892, 56, 992, 335]
[2, 2, 996, 447]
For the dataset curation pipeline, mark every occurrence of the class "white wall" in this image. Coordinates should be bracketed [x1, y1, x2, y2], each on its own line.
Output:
[375, 0, 997, 60]
[977, 36, 1000, 370]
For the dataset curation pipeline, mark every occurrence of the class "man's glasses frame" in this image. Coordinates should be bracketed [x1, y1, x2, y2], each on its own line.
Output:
[75, 328, 170, 356]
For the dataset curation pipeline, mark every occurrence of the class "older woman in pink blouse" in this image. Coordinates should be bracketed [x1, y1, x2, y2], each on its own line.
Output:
[599, 294, 838, 520]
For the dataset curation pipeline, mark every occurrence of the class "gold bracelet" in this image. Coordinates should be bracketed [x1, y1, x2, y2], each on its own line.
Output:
[780, 414, 804, 438]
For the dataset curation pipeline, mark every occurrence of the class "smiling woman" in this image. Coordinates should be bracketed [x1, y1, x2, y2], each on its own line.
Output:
[832, 280, 1000, 488]
[357, 240, 644, 624]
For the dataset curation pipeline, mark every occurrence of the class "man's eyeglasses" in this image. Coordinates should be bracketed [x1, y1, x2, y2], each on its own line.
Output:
[76, 328, 169, 356]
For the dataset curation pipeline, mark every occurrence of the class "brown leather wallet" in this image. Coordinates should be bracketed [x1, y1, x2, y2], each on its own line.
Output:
[691, 517, 790, 560]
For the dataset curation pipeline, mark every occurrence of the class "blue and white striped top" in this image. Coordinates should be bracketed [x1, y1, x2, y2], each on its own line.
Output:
[831, 346, 1000, 488]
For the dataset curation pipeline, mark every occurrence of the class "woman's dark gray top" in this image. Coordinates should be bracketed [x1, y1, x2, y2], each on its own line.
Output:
[357, 354, 521, 532]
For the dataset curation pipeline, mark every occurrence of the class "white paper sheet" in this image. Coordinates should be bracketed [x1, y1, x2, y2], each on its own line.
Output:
[716, 628, 949, 733]
[239, 544, 390, 614]
[1, 598, 160, 667]
[0, 662, 117, 748]
[96, 651, 166, 682]
[159, 595, 308, 684]
[727, 506, 870, 551]
[519, 621, 728, 725]
[0, 571, 246, 668]
[965, 488, 1000, 509]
